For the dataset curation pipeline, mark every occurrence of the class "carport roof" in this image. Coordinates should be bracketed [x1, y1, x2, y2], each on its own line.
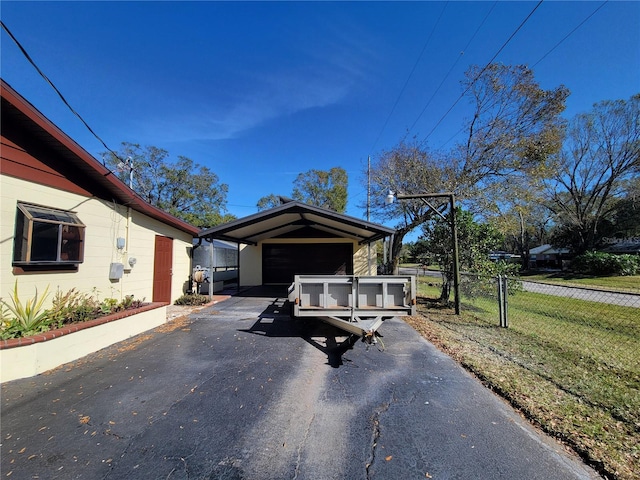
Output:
[198, 201, 395, 245]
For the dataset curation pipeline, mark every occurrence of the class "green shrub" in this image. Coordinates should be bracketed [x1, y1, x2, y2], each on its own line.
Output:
[459, 260, 522, 299]
[48, 288, 99, 326]
[0, 282, 52, 339]
[572, 251, 640, 276]
[174, 294, 210, 306]
[2, 286, 148, 340]
[99, 297, 120, 315]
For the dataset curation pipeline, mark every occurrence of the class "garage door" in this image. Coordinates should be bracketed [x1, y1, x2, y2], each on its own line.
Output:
[262, 243, 353, 284]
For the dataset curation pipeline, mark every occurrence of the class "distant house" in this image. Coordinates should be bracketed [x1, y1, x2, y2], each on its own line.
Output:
[528, 244, 570, 269]
[1, 79, 200, 307]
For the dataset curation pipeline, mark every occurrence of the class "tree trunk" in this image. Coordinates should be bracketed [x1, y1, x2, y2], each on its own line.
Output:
[439, 271, 451, 303]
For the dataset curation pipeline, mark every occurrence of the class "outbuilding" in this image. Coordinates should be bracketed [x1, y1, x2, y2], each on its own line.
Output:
[198, 201, 395, 287]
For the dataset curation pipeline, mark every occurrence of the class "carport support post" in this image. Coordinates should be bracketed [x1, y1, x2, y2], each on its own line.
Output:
[236, 242, 241, 293]
[209, 235, 214, 303]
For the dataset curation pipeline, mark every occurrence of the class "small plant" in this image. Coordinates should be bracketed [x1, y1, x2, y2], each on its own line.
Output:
[120, 295, 134, 310]
[48, 288, 99, 327]
[0, 282, 52, 339]
[174, 294, 209, 306]
[99, 298, 119, 315]
[1, 300, 12, 331]
[129, 297, 146, 309]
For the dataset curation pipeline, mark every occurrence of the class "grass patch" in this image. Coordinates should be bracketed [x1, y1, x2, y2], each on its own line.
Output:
[407, 278, 640, 480]
[522, 272, 640, 293]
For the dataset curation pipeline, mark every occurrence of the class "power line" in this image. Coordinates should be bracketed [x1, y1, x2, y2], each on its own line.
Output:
[369, 2, 449, 154]
[420, 0, 544, 147]
[431, 1, 607, 150]
[1, 20, 123, 163]
[532, 1, 608, 68]
[404, 1, 498, 142]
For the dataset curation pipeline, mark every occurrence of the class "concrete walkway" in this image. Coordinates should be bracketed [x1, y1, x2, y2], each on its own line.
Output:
[1, 287, 599, 479]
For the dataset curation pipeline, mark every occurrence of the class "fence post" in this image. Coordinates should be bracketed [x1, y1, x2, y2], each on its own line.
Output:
[497, 275, 504, 327]
[501, 276, 509, 328]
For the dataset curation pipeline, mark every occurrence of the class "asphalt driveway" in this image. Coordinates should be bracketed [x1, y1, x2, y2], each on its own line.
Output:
[1, 287, 599, 479]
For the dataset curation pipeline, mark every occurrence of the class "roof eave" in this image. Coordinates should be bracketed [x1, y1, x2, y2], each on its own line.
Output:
[1, 79, 200, 237]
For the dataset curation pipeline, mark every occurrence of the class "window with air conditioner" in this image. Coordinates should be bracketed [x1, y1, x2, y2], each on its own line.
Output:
[13, 203, 85, 266]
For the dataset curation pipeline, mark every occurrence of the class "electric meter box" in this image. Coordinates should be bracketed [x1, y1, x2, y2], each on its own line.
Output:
[109, 262, 124, 280]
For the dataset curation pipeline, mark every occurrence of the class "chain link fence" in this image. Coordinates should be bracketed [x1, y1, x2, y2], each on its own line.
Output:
[455, 272, 640, 370]
[413, 270, 639, 478]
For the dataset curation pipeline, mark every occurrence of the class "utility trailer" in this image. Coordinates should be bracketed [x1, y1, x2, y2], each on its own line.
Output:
[288, 275, 416, 343]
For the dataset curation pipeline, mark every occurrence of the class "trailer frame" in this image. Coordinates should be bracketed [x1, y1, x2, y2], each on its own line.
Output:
[288, 275, 416, 342]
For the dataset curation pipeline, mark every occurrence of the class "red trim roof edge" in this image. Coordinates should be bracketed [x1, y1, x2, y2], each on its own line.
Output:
[1, 79, 200, 236]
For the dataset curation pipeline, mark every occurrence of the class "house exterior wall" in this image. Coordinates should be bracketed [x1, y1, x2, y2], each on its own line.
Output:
[238, 243, 262, 286]
[1, 175, 193, 306]
[238, 237, 375, 286]
[353, 242, 377, 276]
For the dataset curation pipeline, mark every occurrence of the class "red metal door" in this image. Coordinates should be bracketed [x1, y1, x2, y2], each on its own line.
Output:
[152, 235, 173, 302]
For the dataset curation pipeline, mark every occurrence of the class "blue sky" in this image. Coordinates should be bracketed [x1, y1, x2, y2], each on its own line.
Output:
[2, 1, 639, 226]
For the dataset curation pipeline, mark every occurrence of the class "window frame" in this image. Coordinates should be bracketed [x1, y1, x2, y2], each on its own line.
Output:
[12, 202, 86, 267]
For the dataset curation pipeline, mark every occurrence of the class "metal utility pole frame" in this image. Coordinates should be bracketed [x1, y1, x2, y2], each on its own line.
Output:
[394, 192, 461, 315]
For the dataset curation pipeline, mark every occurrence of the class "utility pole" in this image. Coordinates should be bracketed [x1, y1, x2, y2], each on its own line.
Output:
[387, 191, 461, 315]
[367, 156, 370, 222]
[367, 156, 372, 274]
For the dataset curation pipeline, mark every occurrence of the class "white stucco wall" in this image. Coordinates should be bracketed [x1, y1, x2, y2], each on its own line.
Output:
[1, 175, 193, 306]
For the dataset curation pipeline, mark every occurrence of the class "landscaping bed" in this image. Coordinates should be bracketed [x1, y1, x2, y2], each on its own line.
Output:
[1, 302, 168, 383]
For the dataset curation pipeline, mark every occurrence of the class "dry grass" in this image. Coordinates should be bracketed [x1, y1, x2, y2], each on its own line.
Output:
[405, 294, 639, 480]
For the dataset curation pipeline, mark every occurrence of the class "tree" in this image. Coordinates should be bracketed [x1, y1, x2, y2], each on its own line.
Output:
[256, 194, 284, 211]
[610, 176, 640, 238]
[490, 192, 553, 269]
[367, 64, 568, 270]
[366, 141, 451, 273]
[418, 209, 518, 301]
[454, 63, 569, 211]
[544, 94, 640, 253]
[292, 167, 348, 213]
[103, 142, 234, 228]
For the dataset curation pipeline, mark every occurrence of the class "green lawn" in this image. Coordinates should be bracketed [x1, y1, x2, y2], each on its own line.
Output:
[401, 263, 640, 292]
[521, 271, 640, 293]
[407, 276, 640, 480]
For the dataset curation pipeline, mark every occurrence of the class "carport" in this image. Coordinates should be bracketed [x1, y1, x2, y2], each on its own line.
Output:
[197, 201, 395, 286]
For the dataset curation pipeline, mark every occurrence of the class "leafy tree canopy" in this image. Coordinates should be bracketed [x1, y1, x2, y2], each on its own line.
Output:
[417, 209, 519, 300]
[544, 94, 640, 253]
[292, 167, 348, 213]
[366, 63, 568, 271]
[258, 167, 348, 213]
[256, 194, 284, 211]
[103, 142, 234, 228]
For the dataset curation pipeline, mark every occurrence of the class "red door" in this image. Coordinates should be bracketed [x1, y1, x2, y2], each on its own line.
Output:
[152, 235, 173, 302]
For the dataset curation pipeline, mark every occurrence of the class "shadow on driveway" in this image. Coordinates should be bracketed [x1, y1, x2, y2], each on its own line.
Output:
[236, 286, 361, 368]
